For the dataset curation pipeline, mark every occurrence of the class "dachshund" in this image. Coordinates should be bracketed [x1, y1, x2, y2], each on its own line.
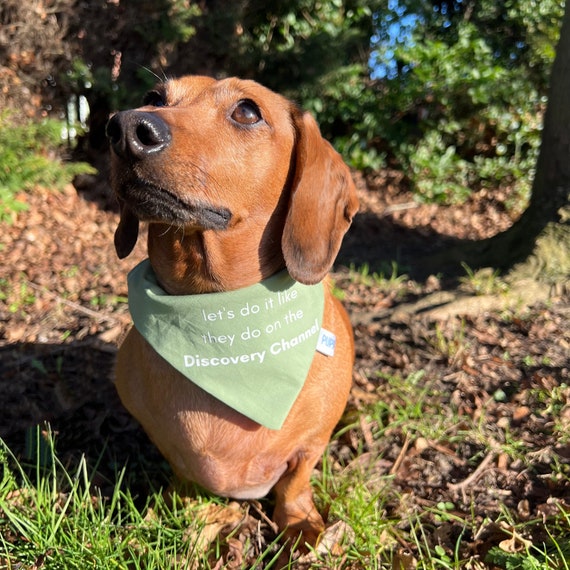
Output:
[107, 75, 358, 546]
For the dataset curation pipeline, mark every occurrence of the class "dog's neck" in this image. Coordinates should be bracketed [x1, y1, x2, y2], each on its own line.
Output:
[147, 222, 286, 295]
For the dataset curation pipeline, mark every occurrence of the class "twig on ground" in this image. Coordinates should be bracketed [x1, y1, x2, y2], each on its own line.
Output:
[248, 500, 279, 534]
[381, 202, 419, 216]
[390, 432, 412, 476]
[448, 450, 498, 502]
[26, 280, 120, 324]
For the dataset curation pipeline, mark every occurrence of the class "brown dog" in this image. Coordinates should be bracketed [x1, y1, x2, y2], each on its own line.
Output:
[107, 75, 358, 545]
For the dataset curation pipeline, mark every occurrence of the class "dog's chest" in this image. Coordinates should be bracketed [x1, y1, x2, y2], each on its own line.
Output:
[126, 260, 327, 429]
[165, 409, 291, 499]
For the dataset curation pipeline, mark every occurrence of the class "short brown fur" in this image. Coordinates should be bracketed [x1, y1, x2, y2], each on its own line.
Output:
[109, 75, 358, 546]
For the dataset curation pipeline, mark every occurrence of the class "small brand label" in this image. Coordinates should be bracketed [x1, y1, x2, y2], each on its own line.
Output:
[316, 328, 336, 357]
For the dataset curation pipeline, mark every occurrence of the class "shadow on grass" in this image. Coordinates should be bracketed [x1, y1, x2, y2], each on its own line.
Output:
[0, 338, 170, 500]
[336, 210, 470, 281]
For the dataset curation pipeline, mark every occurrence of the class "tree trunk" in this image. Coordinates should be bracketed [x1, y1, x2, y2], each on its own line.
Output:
[417, 3, 570, 279]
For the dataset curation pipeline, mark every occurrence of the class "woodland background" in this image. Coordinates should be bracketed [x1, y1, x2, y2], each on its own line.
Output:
[0, 1, 569, 568]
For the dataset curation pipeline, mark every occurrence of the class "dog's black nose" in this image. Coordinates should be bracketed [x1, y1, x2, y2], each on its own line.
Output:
[106, 111, 172, 160]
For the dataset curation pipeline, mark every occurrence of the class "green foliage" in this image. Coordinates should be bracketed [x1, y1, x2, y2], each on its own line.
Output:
[374, 8, 554, 203]
[503, 0, 564, 75]
[459, 263, 509, 296]
[348, 261, 408, 291]
[0, 277, 37, 314]
[10, 0, 562, 208]
[212, 0, 560, 205]
[403, 131, 472, 204]
[300, 65, 387, 171]
[0, 114, 95, 222]
[0, 187, 29, 223]
[216, 0, 386, 172]
[240, 0, 379, 89]
[57, 0, 202, 114]
[485, 544, 569, 569]
[158, 0, 201, 43]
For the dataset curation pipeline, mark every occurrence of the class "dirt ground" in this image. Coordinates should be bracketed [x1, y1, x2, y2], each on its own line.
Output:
[0, 166, 569, 566]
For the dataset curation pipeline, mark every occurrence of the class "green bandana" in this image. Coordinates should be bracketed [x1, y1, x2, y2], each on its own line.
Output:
[127, 260, 333, 430]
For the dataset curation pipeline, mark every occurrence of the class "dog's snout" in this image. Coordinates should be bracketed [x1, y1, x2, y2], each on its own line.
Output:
[107, 111, 172, 160]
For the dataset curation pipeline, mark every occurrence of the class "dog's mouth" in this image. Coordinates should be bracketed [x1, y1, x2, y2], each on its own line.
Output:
[118, 179, 232, 230]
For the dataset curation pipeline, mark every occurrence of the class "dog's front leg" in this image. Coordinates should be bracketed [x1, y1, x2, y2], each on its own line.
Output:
[272, 447, 326, 547]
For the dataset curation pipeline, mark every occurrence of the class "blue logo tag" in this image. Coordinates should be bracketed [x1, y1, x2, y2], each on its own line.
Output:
[316, 328, 336, 357]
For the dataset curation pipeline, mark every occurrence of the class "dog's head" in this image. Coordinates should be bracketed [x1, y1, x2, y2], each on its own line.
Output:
[107, 75, 358, 285]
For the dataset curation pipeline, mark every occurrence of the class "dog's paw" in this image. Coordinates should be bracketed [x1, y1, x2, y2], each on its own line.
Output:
[283, 520, 325, 551]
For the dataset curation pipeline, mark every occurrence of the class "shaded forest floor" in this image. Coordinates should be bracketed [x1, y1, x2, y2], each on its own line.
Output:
[1, 169, 569, 567]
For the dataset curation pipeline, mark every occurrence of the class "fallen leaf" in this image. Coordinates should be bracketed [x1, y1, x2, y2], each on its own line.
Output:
[183, 501, 245, 555]
[498, 531, 532, 554]
[391, 548, 418, 570]
[296, 520, 356, 566]
[512, 406, 531, 422]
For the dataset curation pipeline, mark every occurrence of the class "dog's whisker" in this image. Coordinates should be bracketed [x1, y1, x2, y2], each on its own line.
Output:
[137, 64, 165, 84]
[158, 225, 172, 238]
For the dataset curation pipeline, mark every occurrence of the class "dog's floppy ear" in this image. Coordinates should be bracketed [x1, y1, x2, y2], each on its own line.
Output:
[114, 199, 139, 259]
[282, 109, 359, 285]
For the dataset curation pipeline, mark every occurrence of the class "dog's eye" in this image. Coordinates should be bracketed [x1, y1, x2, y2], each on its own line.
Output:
[143, 90, 166, 107]
[231, 100, 262, 125]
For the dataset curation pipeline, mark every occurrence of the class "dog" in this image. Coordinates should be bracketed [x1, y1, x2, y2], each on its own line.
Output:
[107, 75, 358, 546]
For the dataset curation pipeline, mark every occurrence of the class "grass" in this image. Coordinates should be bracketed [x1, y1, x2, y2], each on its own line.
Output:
[0, 429, 252, 569]
[347, 262, 409, 292]
[423, 320, 469, 366]
[0, 276, 37, 315]
[1, 372, 569, 569]
[332, 262, 412, 302]
[459, 263, 509, 296]
[1, 275, 568, 568]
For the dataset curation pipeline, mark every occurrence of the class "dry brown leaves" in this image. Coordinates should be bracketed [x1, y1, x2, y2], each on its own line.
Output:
[1, 173, 569, 566]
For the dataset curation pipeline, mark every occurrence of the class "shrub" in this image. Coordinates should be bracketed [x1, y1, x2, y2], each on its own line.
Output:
[0, 114, 95, 222]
